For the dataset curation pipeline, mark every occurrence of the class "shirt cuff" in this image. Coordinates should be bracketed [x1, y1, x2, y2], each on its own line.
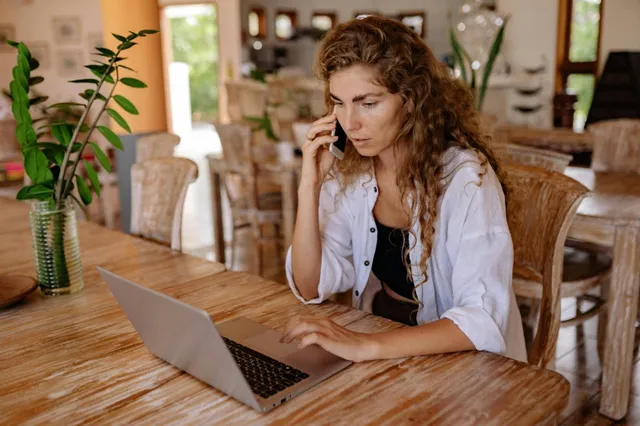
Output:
[441, 305, 507, 354]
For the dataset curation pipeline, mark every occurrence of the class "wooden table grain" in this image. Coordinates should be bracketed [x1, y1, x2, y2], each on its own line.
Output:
[564, 167, 640, 420]
[0, 198, 569, 425]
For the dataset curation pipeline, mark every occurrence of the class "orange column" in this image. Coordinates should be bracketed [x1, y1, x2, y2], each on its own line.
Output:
[100, 0, 167, 134]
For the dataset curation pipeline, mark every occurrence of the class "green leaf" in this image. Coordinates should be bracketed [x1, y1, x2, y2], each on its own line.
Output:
[476, 16, 510, 111]
[16, 122, 37, 147]
[113, 57, 127, 63]
[113, 94, 139, 115]
[18, 54, 31, 80]
[13, 65, 28, 92]
[139, 29, 159, 36]
[83, 160, 101, 196]
[24, 147, 53, 183]
[97, 125, 124, 150]
[107, 108, 131, 133]
[16, 184, 54, 201]
[96, 47, 116, 57]
[120, 77, 147, 88]
[79, 89, 107, 102]
[17, 43, 30, 59]
[7, 40, 19, 48]
[117, 65, 136, 73]
[90, 142, 111, 172]
[70, 78, 99, 84]
[76, 175, 92, 204]
[71, 142, 82, 153]
[42, 144, 66, 165]
[127, 31, 139, 40]
[112, 33, 127, 42]
[28, 57, 40, 71]
[118, 41, 137, 50]
[51, 123, 73, 146]
[29, 76, 44, 86]
[29, 96, 48, 106]
[86, 65, 115, 84]
[449, 25, 468, 84]
[48, 102, 85, 109]
[9, 82, 28, 123]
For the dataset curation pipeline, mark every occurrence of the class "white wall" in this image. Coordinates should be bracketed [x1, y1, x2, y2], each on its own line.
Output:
[240, 0, 466, 71]
[0, 0, 103, 108]
[599, 0, 640, 72]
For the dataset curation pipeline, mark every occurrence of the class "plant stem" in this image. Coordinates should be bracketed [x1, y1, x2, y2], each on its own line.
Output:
[61, 65, 120, 202]
[55, 49, 122, 208]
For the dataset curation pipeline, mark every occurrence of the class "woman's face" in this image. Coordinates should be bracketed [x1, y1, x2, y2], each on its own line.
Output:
[329, 65, 405, 158]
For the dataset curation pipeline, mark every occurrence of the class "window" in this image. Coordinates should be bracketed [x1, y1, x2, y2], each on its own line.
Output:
[397, 12, 426, 38]
[248, 7, 266, 39]
[275, 9, 297, 40]
[555, 0, 604, 130]
[311, 12, 336, 32]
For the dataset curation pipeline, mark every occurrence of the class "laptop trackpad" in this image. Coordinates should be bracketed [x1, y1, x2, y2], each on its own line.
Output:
[244, 331, 341, 373]
[244, 331, 300, 359]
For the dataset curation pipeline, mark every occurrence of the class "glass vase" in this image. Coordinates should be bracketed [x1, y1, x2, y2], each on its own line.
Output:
[28, 198, 84, 296]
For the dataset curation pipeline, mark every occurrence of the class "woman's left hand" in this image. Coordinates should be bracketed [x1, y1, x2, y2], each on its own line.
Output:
[280, 315, 377, 363]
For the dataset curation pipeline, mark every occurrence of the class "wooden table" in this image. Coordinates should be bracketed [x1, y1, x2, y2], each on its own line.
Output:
[564, 167, 640, 420]
[0, 198, 570, 424]
[208, 155, 640, 420]
[495, 125, 594, 154]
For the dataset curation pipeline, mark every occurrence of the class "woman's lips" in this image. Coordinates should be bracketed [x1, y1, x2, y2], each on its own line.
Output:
[351, 138, 370, 146]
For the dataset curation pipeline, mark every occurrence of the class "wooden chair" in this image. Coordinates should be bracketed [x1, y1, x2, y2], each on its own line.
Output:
[225, 79, 268, 122]
[504, 162, 589, 367]
[136, 132, 181, 163]
[588, 118, 640, 174]
[212, 122, 283, 274]
[497, 144, 611, 332]
[130, 157, 198, 251]
[493, 143, 573, 173]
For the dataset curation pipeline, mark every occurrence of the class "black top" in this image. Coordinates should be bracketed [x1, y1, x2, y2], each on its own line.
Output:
[371, 218, 415, 300]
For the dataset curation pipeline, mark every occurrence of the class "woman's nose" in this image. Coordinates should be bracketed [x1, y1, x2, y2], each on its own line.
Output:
[342, 108, 362, 132]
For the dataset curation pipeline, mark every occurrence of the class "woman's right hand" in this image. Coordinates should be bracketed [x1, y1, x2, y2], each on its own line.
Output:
[299, 112, 339, 191]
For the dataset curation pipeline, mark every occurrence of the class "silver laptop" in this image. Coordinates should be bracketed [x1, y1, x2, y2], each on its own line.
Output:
[97, 267, 352, 413]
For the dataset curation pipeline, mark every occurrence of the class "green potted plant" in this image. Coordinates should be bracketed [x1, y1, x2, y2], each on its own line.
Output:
[6, 29, 158, 296]
[449, 15, 509, 111]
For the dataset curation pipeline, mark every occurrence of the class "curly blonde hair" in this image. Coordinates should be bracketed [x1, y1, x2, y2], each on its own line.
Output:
[314, 16, 507, 299]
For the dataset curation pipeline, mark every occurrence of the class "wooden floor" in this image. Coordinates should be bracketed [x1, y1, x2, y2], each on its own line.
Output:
[185, 229, 640, 426]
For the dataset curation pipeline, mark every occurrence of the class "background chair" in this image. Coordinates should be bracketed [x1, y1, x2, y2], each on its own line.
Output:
[136, 132, 181, 163]
[212, 122, 283, 274]
[130, 157, 198, 252]
[504, 162, 589, 367]
[588, 118, 640, 174]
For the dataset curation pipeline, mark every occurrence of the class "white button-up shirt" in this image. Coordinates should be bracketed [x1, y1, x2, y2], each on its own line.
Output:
[285, 148, 527, 362]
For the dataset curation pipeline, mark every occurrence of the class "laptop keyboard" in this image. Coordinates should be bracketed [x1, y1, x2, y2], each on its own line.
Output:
[223, 337, 310, 399]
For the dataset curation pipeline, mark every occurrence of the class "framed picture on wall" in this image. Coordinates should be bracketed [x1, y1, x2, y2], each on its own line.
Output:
[87, 32, 104, 50]
[56, 49, 84, 77]
[311, 12, 337, 31]
[28, 42, 51, 70]
[0, 24, 16, 53]
[397, 12, 427, 38]
[53, 17, 82, 44]
[275, 9, 297, 41]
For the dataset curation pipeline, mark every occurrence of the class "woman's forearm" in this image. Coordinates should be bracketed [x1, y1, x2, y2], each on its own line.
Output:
[290, 185, 323, 300]
[367, 319, 475, 360]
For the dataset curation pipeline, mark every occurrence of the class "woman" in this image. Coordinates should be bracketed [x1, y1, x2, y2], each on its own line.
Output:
[280, 16, 526, 363]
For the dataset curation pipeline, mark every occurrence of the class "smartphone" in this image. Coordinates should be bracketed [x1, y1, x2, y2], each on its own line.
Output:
[329, 119, 347, 160]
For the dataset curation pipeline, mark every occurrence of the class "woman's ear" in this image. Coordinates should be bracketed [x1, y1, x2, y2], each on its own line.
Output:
[405, 98, 415, 115]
